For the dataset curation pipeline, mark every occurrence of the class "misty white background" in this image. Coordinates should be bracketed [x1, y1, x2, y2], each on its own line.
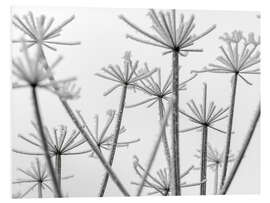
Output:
[11, 7, 260, 197]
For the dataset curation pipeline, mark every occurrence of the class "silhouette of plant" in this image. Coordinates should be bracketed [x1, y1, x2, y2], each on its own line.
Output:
[120, 9, 216, 195]
[192, 31, 260, 188]
[126, 64, 197, 183]
[96, 51, 156, 196]
[13, 122, 90, 191]
[179, 83, 229, 195]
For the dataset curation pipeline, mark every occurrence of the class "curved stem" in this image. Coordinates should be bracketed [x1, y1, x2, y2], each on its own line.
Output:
[220, 105, 260, 194]
[98, 85, 127, 196]
[31, 86, 62, 197]
[171, 51, 181, 195]
[39, 47, 130, 196]
[200, 125, 208, 195]
[55, 154, 62, 192]
[220, 73, 238, 188]
[214, 164, 219, 195]
[158, 99, 171, 180]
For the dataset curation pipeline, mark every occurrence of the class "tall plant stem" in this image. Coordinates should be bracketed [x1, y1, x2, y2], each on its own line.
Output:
[220, 104, 260, 194]
[38, 182, 43, 198]
[171, 50, 181, 195]
[214, 164, 219, 195]
[39, 48, 130, 196]
[220, 73, 238, 188]
[31, 86, 62, 197]
[99, 85, 128, 197]
[200, 125, 208, 195]
[55, 154, 62, 192]
[158, 99, 171, 179]
[136, 99, 173, 196]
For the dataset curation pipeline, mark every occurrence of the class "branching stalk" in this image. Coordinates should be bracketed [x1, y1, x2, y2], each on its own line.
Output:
[220, 104, 260, 194]
[171, 50, 181, 195]
[31, 86, 62, 197]
[220, 73, 238, 188]
[99, 85, 128, 196]
[39, 47, 130, 196]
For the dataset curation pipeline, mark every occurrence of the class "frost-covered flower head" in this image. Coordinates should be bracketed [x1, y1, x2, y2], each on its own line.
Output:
[194, 144, 235, 170]
[179, 83, 229, 134]
[95, 51, 157, 96]
[13, 122, 90, 157]
[76, 109, 140, 157]
[12, 11, 80, 51]
[126, 64, 197, 110]
[192, 31, 260, 85]
[119, 9, 216, 56]
[12, 158, 73, 198]
[131, 156, 203, 195]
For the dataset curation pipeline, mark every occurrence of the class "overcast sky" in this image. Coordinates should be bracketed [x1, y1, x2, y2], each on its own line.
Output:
[11, 7, 260, 197]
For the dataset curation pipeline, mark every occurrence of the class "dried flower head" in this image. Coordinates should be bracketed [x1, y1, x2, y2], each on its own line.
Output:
[131, 156, 204, 195]
[95, 51, 157, 96]
[126, 64, 197, 110]
[119, 9, 216, 56]
[13, 122, 90, 157]
[192, 31, 260, 85]
[76, 109, 140, 158]
[179, 83, 229, 134]
[12, 158, 73, 198]
[12, 11, 80, 51]
[194, 144, 235, 170]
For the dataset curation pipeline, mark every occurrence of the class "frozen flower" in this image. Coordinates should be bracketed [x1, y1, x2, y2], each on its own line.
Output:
[131, 156, 204, 195]
[12, 158, 73, 198]
[179, 83, 229, 134]
[12, 11, 80, 51]
[192, 31, 260, 85]
[95, 51, 157, 96]
[119, 9, 216, 56]
[76, 109, 140, 158]
[13, 122, 90, 157]
[126, 64, 197, 110]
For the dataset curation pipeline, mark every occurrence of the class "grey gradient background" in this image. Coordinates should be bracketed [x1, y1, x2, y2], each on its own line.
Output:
[11, 7, 260, 197]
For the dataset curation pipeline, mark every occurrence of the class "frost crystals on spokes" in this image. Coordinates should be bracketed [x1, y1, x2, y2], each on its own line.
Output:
[119, 9, 216, 56]
[76, 109, 140, 157]
[12, 11, 80, 51]
[95, 51, 157, 96]
[192, 31, 260, 85]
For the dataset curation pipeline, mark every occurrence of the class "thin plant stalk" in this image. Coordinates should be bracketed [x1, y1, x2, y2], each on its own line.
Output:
[220, 73, 238, 188]
[38, 47, 130, 196]
[136, 98, 173, 196]
[99, 85, 128, 196]
[55, 154, 62, 192]
[200, 83, 208, 195]
[220, 104, 260, 194]
[38, 182, 43, 198]
[214, 163, 219, 195]
[200, 126, 208, 195]
[171, 50, 181, 195]
[158, 99, 171, 173]
[31, 86, 62, 197]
